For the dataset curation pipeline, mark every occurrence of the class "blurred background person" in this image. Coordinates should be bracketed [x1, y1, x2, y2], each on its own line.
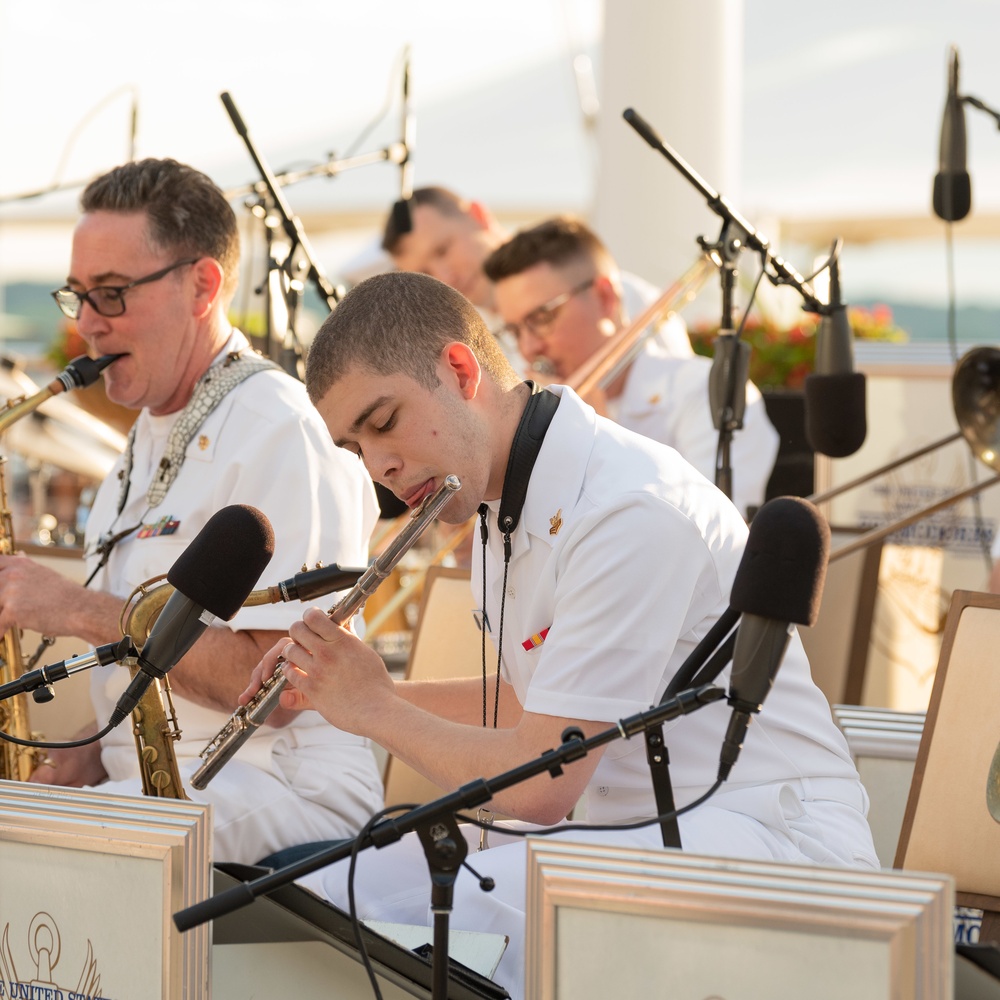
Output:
[485, 216, 779, 520]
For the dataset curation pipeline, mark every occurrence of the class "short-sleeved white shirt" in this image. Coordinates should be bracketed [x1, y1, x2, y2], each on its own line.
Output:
[474, 387, 860, 832]
[84, 331, 383, 825]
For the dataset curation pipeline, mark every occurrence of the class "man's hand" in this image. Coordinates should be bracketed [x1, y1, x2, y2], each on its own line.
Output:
[0, 553, 89, 637]
[241, 608, 394, 736]
[28, 737, 108, 788]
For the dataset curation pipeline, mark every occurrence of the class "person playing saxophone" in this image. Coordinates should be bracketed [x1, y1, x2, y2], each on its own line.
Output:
[0, 158, 384, 866]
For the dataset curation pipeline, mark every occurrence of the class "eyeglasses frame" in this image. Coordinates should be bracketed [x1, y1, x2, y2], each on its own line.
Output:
[51, 257, 202, 320]
[500, 276, 596, 342]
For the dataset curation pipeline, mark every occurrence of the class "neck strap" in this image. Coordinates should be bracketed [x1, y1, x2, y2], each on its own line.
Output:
[480, 381, 560, 552]
[477, 383, 560, 734]
[116, 349, 280, 515]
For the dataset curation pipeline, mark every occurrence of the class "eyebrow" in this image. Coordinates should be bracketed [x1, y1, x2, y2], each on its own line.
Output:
[66, 270, 131, 288]
[334, 394, 393, 447]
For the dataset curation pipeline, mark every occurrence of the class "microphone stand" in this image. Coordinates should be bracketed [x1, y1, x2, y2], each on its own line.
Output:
[621, 108, 835, 501]
[173, 683, 725, 999]
[221, 53, 413, 381]
[221, 91, 345, 378]
[700, 219, 749, 502]
[0, 637, 134, 705]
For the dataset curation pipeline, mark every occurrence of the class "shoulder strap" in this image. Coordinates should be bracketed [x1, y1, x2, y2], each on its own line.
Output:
[496, 382, 560, 539]
[117, 350, 282, 514]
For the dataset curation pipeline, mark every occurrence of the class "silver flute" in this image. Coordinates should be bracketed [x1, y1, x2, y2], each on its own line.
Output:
[190, 474, 461, 790]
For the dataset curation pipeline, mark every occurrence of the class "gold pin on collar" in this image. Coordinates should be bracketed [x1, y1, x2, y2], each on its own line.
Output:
[198, 435, 210, 451]
[549, 508, 563, 535]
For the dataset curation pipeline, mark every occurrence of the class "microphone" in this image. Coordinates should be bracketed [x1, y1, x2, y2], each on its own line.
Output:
[388, 47, 415, 237]
[718, 496, 830, 781]
[0, 637, 133, 704]
[932, 45, 971, 222]
[108, 505, 274, 728]
[803, 246, 867, 457]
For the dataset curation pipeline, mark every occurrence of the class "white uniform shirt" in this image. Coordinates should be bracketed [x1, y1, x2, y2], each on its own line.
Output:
[84, 331, 384, 859]
[605, 333, 780, 519]
[475, 388, 869, 850]
[298, 386, 877, 1000]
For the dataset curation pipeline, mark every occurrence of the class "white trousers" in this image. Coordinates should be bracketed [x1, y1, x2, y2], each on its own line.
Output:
[95, 757, 373, 865]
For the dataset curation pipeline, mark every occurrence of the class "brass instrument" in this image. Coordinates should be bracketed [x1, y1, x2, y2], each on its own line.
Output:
[190, 474, 462, 790]
[811, 345, 1000, 563]
[567, 254, 715, 398]
[0, 459, 43, 780]
[0, 354, 121, 782]
[118, 576, 190, 798]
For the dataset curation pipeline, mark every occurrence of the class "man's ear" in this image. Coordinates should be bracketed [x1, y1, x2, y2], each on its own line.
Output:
[592, 273, 622, 322]
[441, 342, 482, 400]
[466, 200, 496, 232]
[190, 257, 225, 318]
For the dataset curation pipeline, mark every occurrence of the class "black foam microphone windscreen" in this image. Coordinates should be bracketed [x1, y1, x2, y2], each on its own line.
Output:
[804, 372, 867, 458]
[729, 496, 830, 628]
[804, 251, 867, 458]
[166, 504, 275, 621]
[719, 496, 830, 779]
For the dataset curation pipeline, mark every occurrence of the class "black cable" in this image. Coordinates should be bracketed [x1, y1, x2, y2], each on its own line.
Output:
[735, 250, 770, 340]
[347, 805, 409, 1000]
[0, 718, 116, 750]
[338, 50, 406, 161]
[454, 777, 726, 840]
[329, 769, 728, 1000]
[330, 775, 728, 1000]
[944, 221, 993, 574]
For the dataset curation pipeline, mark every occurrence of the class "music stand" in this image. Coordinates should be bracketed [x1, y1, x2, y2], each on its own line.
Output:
[212, 863, 509, 999]
[894, 590, 1000, 979]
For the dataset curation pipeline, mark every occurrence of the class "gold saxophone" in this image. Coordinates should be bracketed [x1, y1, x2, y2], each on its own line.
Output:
[117, 577, 191, 798]
[0, 354, 121, 782]
[0, 458, 44, 781]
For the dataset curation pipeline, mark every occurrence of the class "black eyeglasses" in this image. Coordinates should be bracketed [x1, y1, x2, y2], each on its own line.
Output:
[51, 257, 200, 320]
[500, 277, 595, 342]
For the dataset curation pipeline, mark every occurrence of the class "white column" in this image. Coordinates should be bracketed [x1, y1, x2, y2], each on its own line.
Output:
[594, 0, 744, 304]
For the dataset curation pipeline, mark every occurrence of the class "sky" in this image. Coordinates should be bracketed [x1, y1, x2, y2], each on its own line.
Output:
[2, 0, 1000, 312]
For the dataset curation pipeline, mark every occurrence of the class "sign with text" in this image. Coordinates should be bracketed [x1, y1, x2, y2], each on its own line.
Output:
[0, 781, 210, 1000]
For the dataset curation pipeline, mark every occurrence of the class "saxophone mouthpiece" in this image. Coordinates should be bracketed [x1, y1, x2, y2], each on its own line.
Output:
[55, 353, 125, 393]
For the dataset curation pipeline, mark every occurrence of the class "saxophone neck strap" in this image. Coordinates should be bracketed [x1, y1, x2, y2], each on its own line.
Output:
[116, 349, 282, 515]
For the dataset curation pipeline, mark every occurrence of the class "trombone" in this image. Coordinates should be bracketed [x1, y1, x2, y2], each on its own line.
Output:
[568, 253, 715, 398]
[811, 345, 1000, 562]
